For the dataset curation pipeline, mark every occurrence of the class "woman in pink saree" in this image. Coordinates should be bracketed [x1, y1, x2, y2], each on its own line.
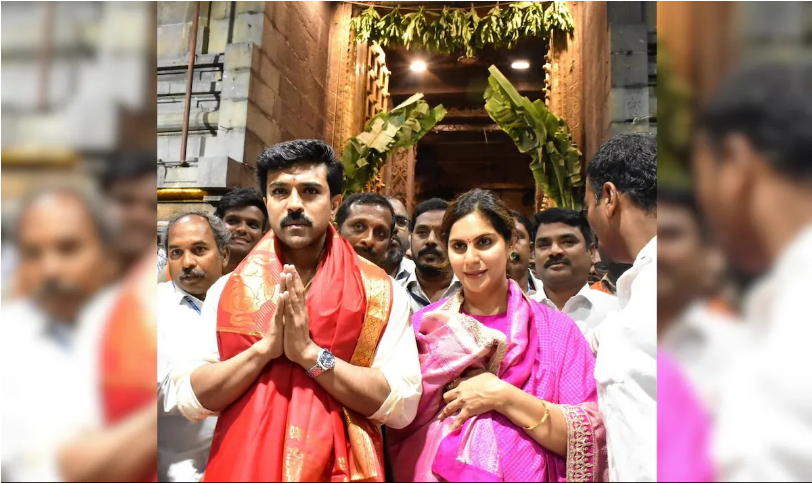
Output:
[388, 189, 607, 482]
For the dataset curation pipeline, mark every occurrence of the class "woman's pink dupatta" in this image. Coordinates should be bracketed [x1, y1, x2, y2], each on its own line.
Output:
[388, 280, 608, 482]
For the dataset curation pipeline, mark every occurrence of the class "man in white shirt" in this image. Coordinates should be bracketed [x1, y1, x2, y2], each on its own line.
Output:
[404, 198, 462, 314]
[529, 208, 619, 337]
[382, 196, 416, 285]
[158, 212, 233, 482]
[583, 132, 658, 482]
[169, 140, 421, 481]
[1, 188, 156, 482]
[692, 62, 812, 481]
[657, 186, 741, 412]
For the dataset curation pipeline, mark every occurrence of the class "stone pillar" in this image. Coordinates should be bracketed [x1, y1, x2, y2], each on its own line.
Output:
[607, 1, 653, 136]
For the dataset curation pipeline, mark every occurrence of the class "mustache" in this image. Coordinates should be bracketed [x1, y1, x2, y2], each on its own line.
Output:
[179, 268, 207, 279]
[34, 279, 82, 300]
[418, 246, 443, 259]
[544, 255, 571, 268]
[355, 245, 377, 257]
[281, 212, 313, 227]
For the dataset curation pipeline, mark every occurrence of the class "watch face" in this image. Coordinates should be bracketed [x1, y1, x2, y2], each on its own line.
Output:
[319, 350, 335, 369]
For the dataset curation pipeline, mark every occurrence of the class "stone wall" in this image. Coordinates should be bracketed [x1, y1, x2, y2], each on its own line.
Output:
[157, 1, 333, 220]
[607, 1, 656, 137]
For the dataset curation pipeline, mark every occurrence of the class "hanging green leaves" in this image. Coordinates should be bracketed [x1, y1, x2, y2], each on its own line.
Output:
[484, 65, 583, 210]
[341, 94, 447, 196]
[349, 1, 575, 58]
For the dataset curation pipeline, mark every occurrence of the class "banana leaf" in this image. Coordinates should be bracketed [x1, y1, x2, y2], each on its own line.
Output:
[341, 94, 445, 196]
[484, 65, 583, 210]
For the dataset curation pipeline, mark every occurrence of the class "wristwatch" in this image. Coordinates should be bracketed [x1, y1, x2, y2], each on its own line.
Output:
[306, 348, 336, 379]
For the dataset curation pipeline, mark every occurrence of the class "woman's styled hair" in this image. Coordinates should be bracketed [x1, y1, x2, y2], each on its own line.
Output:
[440, 189, 515, 244]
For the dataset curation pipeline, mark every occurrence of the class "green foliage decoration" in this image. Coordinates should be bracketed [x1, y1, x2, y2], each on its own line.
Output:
[341, 94, 447, 196]
[483, 65, 583, 210]
[350, 1, 575, 57]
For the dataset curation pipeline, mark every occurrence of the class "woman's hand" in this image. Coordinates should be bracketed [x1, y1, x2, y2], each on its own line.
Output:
[439, 370, 511, 431]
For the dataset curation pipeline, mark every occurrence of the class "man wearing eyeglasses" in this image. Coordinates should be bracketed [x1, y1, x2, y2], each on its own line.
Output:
[382, 196, 415, 286]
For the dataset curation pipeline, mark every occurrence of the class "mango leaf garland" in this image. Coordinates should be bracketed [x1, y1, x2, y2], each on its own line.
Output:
[350, 1, 575, 57]
[341, 94, 447, 195]
[484, 65, 583, 210]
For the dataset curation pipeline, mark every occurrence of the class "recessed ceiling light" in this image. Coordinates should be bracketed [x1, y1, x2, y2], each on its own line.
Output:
[410, 60, 427, 72]
[511, 60, 530, 70]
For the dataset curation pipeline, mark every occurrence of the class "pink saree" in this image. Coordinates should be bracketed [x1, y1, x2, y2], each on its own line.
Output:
[388, 280, 608, 482]
[657, 351, 714, 482]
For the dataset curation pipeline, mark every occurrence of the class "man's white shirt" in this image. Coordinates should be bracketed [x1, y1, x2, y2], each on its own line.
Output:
[0, 285, 120, 482]
[714, 225, 812, 481]
[590, 236, 657, 482]
[530, 282, 619, 339]
[660, 300, 742, 413]
[157, 281, 218, 482]
[170, 268, 422, 430]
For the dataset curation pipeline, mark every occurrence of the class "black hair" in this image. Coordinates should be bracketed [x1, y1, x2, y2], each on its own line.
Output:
[100, 151, 156, 193]
[532, 208, 593, 248]
[658, 185, 709, 240]
[441, 189, 514, 244]
[410, 198, 450, 232]
[335, 192, 396, 235]
[256, 139, 344, 197]
[509, 210, 533, 239]
[214, 187, 269, 229]
[698, 61, 812, 180]
[586, 132, 657, 212]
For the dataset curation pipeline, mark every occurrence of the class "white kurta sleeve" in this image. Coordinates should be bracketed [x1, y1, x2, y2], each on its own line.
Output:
[170, 276, 226, 422]
[367, 280, 422, 429]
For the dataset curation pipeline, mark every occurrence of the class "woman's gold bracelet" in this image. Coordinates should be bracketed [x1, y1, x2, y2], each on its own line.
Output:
[523, 400, 550, 431]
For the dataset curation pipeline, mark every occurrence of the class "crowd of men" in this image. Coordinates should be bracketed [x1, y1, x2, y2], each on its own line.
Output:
[151, 132, 657, 482]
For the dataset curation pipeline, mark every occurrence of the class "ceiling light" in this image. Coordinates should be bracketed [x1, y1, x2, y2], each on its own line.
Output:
[511, 60, 530, 70]
[410, 60, 427, 72]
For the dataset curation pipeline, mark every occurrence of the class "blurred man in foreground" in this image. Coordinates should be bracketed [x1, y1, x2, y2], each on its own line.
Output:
[657, 186, 741, 412]
[103, 153, 158, 279]
[693, 61, 812, 481]
[1, 188, 157, 482]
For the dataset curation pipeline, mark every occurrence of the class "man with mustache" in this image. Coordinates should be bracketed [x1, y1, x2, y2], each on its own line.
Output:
[381, 196, 415, 284]
[404, 198, 462, 314]
[168, 139, 421, 481]
[530, 208, 618, 338]
[2, 188, 157, 482]
[336, 193, 396, 267]
[214, 187, 268, 274]
[157, 212, 231, 481]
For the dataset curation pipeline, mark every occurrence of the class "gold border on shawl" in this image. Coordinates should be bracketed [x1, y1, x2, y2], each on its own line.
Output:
[562, 404, 597, 482]
[342, 256, 393, 482]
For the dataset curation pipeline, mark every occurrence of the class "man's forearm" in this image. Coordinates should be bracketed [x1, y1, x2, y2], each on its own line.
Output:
[190, 343, 271, 413]
[57, 402, 157, 482]
[303, 349, 390, 418]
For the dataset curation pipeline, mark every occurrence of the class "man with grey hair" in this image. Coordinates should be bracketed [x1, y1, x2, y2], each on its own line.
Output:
[157, 211, 230, 482]
[2, 187, 158, 482]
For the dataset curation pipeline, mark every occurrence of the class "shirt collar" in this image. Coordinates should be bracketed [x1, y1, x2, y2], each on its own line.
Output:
[405, 269, 461, 294]
[169, 281, 204, 308]
[538, 283, 594, 307]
